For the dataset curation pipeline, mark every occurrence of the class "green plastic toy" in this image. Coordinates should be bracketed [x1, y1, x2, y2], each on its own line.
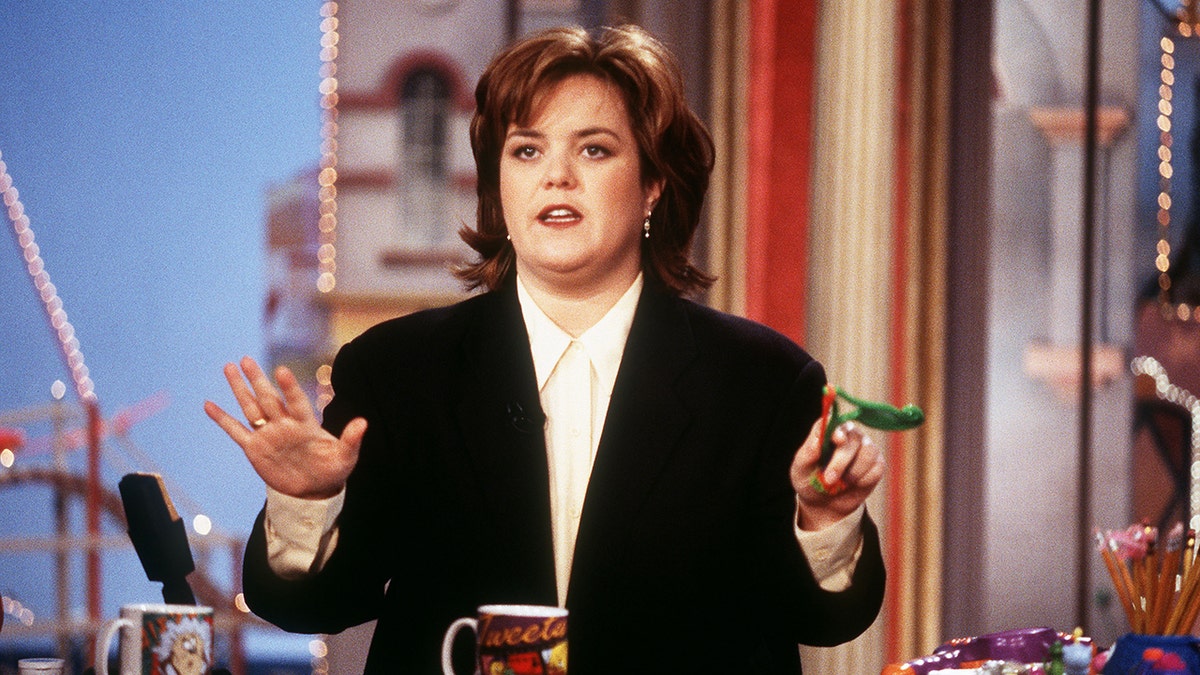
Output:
[817, 385, 925, 467]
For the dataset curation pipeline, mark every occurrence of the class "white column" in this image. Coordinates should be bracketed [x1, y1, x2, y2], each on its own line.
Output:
[1024, 106, 1129, 397]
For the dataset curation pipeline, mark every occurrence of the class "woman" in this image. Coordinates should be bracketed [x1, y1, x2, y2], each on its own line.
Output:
[205, 24, 885, 674]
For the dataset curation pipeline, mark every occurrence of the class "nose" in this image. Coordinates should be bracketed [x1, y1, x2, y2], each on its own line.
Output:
[542, 152, 577, 189]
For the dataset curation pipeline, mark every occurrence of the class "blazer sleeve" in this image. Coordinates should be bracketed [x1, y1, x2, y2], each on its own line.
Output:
[751, 358, 887, 647]
[242, 337, 393, 635]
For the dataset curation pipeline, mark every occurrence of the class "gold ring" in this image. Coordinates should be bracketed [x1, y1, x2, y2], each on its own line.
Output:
[250, 418, 267, 429]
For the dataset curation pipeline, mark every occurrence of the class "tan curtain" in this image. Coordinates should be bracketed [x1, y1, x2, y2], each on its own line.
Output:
[706, 0, 952, 667]
[802, 2, 899, 671]
[883, 0, 952, 662]
[807, 0, 953, 665]
[704, 0, 750, 316]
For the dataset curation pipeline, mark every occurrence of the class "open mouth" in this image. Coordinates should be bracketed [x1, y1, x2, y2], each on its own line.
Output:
[537, 205, 582, 225]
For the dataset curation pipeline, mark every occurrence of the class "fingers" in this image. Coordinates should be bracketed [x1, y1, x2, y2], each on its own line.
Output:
[822, 422, 884, 491]
[222, 358, 279, 425]
[819, 423, 862, 481]
[339, 417, 368, 456]
[203, 399, 253, 445]
[238, 357, 287, 420]
[221, 356, 313, 428]
[793, 421, 884, 499]
[795, 417, 824, 468]
[790, 417, 833, 494]
[222, 361, 261, 423]
[276, 364, 317, 425]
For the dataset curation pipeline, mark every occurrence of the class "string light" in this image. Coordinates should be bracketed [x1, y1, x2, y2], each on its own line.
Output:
[1131, 356, 1200, 530]
[315, 2, 341, 409]
[1, 150, 96, 401]
[1153, 16, 1200, 323]
[0, 425, 20, 468]
[309, 638, 330, 675]
[317, 1, 340, 297]
[192, 514, 212, 536]
[309, 639, 329, 659]
[3, 594, 36, 627]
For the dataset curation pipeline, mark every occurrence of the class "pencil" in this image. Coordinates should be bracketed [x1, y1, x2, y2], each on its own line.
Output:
[1098, 532, 1139, 628]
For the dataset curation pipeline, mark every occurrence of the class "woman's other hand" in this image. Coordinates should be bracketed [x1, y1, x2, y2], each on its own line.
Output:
[204, 356, 365, 500]
[790, 419, 884, 531]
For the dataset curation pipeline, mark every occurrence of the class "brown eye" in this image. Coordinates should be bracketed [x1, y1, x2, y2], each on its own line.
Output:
[582, 145, 610, 159]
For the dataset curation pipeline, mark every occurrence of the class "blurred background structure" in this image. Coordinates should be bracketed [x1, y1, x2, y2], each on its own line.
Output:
[3, 1, 1200, 673]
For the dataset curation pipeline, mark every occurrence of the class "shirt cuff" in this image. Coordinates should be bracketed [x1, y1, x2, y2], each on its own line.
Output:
[793, 501, 866, 592]
[263, 486, 345, 579]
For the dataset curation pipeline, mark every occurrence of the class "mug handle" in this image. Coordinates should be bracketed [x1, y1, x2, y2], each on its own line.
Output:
[94, 617, 133, 675]
[440, 617, 478, 675]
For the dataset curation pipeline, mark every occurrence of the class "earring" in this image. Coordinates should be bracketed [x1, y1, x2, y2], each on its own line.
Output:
[643, 215, 651, 239]
[506, 233, 511, 241]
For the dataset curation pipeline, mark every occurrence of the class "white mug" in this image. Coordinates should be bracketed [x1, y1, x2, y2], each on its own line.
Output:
[94, 603, 213, 675]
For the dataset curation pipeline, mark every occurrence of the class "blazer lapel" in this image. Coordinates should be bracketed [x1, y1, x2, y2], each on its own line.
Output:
[454, 286, 557, 603]
[569, 286, 698, 595]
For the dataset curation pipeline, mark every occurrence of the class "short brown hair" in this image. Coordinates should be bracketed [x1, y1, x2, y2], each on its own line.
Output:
[456, 24, 715, 295]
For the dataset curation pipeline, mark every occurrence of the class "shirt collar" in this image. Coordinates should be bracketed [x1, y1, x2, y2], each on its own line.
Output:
[517, 273, 643, 393]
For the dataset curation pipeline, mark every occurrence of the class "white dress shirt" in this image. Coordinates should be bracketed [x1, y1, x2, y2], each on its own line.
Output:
[518, 273, 642, 604]
[263, 273, 864, 599]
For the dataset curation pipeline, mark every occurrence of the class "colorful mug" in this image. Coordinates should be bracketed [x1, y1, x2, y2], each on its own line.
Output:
[441, 604, 567, 675]
[94, 603, 213, 675]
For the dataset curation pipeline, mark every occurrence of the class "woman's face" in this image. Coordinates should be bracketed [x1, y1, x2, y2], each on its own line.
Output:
[500, 74, 662, 297]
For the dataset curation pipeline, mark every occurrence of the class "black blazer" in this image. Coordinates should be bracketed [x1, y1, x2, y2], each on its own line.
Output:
[243, 281, 885, 674]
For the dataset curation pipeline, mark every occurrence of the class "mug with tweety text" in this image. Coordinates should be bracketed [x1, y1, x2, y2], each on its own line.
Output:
[441, 604, 567, 675]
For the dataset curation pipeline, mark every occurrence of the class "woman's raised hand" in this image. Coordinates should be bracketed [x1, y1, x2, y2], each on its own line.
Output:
[204, 356, 365, 500]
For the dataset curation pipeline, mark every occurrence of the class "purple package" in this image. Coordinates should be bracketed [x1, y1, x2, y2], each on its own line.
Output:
[895, 627, 1066, 674]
